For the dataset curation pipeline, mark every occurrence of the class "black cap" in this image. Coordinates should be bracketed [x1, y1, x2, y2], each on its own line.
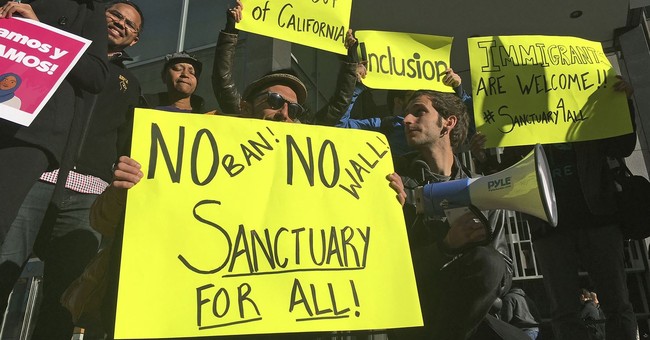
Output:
[163, 51, 202, 77]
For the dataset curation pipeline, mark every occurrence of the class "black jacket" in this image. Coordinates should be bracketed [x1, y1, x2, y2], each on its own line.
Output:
[395, 151, 509, 257]
[392, 152, 511, 340]
[64, 52, 141, 184]
[500, 288, 541, 329]
[0, 0, 109, 166]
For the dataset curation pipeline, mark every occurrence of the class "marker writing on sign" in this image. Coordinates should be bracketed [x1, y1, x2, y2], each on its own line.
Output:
[474, 39, 603, 72]
[195, 278, 361, 330]
[0, 28, 68, 75]
[286, 135, 389, 199]
[249, 1, 345, 43]
[487, 98, 587, 134]
[147, 124, 280, 184]
[147, 124, 390, 199]
[366, 45, 448, 82]
[178, 200, 371, 275]
[277, 4, 345, 43]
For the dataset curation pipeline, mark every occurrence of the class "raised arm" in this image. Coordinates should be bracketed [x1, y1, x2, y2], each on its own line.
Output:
[0, 1, 38, 20]
[312, 29, 361, 125]
[212, 0, 243, 115]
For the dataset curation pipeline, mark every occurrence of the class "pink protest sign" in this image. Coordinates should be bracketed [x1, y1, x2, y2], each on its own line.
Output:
[0, 17, 91, 126]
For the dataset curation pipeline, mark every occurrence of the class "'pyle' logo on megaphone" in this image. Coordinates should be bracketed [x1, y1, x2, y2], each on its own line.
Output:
[414, 144, 558, 227]
[487, 177, 512, 191]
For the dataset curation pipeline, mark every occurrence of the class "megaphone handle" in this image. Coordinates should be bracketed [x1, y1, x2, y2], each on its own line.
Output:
[443, 205, 492, 250]
[444, 206, 472, 225]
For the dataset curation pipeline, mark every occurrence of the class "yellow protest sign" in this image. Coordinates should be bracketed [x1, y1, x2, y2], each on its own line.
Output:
[113, 109, 422, 339]
[468, 35, 633, 148]
[356, 30, 454, 92]
[236, 0, 352, 55]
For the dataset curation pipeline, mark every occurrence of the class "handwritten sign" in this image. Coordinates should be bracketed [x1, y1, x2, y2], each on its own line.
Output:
[113, 109, 422, 339]
[468, 35, 633, 147]
[0, 17, 91, 126]
[356, 30, 454, 92]
[236, 0, 352, 55]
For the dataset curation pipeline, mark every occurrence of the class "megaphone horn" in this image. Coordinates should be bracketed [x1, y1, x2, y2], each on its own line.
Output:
[415, 144, 558, 227]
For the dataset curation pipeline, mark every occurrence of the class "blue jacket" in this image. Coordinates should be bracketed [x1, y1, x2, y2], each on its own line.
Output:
[334, 84, 475, 157]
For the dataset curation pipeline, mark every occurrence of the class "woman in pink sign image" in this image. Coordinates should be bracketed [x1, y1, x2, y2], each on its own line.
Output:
[0, 73, 22, 109]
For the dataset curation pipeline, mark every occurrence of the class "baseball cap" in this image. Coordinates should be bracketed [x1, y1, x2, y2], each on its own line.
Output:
[242, 71, 307, 105]
[163, 51, 202, 77]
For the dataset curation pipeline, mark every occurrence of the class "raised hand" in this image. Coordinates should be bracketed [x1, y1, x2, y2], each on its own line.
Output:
[442, 68, 461, 88]
[0, 1, 38, 20]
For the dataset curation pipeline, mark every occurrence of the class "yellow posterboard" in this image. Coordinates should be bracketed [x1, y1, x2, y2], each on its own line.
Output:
[236, 0, 352, 55]
[356, 30, 454, 92]
[113, 109, 422, 339]
[468, 35, 633, 148]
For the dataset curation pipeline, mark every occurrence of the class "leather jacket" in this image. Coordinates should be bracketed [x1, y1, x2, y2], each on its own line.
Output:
[212, 31, 241, 115]
[396, 152, 512, 262]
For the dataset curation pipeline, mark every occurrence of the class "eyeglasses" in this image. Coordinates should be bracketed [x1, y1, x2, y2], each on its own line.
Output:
[255, 92, 305, 120]
[106, 9, 140, 34]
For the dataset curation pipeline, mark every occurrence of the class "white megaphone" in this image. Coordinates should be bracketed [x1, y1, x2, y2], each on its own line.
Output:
[414, 144, 558, 227]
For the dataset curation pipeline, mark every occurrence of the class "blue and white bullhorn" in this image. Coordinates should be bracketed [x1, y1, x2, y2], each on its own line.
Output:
[414, 144, 558, 227]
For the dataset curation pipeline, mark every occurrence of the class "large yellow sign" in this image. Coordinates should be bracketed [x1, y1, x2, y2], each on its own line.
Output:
[114, 109, 422, 339]
[236, 0, 352, 55]
[356, 30, 454, 92]
[469, 35, 633, 148]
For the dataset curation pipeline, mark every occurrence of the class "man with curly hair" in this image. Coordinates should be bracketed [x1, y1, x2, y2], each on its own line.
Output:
[388, 90, 524, 339]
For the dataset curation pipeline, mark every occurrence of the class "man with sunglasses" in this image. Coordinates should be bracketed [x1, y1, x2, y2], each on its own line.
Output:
[239, 70, 307, 122]
[213, 0, 358, 124]
[0, 1, 143, 339]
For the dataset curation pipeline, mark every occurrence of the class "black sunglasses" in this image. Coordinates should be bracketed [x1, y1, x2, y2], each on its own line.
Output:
[254, 92, 305, 120]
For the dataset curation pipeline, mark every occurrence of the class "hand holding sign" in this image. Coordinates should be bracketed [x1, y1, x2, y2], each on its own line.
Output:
[112, 155, 143, 189]
[344, 29, 356, 49]
[345, 28, 359, 62]
[225, 0, 243, 32]
[442, 67, 461, 88]
[613, 75, 634, 98]
[0, 1, 38, 20]
[387, 172, 406, 207]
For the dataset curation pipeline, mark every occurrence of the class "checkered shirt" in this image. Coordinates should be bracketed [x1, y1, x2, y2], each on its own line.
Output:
[40, 169, 109, 195]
